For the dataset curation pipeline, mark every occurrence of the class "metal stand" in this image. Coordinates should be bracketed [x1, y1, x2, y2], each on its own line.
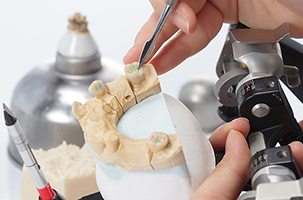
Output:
[215, 23, 303, 200]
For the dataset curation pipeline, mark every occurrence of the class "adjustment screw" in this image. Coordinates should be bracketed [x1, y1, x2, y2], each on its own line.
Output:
[252, 103, 270, 118]
[277, 151, 288, 158]
[264, 81, 275, 89]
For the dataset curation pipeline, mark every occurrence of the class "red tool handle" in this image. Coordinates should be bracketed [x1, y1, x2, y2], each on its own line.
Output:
[37, 183, 55, 200]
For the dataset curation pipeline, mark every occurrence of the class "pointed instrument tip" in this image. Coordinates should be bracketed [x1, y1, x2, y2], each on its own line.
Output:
[3, 103, 16, 126]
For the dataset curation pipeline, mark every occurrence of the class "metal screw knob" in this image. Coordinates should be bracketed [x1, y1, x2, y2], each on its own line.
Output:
[252, 103, 270, 118]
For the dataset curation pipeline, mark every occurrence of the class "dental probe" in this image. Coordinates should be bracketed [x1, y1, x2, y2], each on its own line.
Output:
[137, 0, 178, 69]
[3, 103, 65, 200]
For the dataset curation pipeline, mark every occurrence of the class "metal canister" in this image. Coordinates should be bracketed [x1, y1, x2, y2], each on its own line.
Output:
[179, 75, 224, 134]
[8, 13, 123, 167]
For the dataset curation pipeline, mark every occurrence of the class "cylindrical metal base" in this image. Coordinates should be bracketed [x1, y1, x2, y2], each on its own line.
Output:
[252, 165, 296, 190]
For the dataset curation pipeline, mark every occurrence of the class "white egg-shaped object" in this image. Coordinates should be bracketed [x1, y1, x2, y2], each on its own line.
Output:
[88, 93, 215, 200]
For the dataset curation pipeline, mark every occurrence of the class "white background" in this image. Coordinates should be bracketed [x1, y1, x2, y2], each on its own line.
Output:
[1, 1, 303, 199]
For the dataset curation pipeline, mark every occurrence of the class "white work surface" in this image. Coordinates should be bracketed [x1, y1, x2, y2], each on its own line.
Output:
[1, 1, 303, 199]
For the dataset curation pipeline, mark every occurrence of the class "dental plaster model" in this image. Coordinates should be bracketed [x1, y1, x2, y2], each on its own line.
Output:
[20, 142, 99, 200]
[73, 62, 184, 171]
[72, 62, 215, 200]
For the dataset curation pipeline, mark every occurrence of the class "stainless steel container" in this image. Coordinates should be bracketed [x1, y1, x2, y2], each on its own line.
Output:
[8, 13, 123, 167]
[179, 75, 224, 134]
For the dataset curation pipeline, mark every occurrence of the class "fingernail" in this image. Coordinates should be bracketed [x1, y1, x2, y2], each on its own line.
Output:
[224, 129, 235, 151]
[169, 12, 190, 35]
[229, 129, 236, 136]
[292, 141, 303, 148]
[231, 117, 250, 124]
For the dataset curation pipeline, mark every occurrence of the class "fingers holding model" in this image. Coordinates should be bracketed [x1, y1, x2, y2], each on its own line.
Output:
[190, 118, 303, 200]
[191, 118, 251, 200]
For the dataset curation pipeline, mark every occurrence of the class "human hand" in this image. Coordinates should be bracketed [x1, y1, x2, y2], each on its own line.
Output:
[123, 0, 303, 75]
[190, 118, 303, 200]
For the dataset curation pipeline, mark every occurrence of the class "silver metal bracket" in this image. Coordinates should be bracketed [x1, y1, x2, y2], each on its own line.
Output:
[215, 23, 299, 106]
[238, 176, 303, 200]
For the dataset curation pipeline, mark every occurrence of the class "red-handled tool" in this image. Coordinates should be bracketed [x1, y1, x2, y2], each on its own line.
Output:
[3, 103, 65, 200]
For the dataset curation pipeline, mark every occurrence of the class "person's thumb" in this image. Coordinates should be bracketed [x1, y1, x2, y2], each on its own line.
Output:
[191, 129, 251, 200]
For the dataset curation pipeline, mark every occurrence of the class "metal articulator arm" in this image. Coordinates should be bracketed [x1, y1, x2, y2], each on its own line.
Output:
[215, 23, 303, 200]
